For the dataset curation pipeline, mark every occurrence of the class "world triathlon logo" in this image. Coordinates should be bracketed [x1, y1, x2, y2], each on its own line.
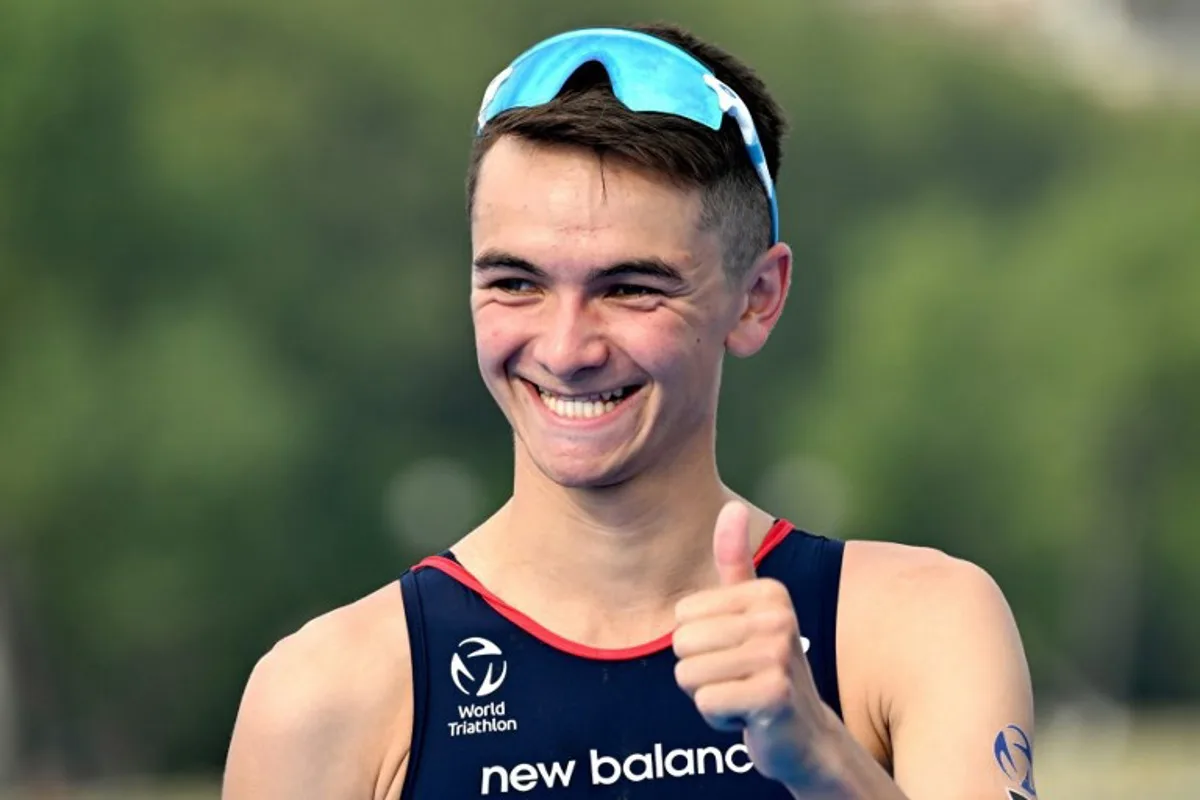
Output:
[450, 636, 508, 698]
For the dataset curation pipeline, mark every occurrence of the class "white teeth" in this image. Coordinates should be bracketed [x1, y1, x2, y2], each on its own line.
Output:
[536, 385, 636, 419]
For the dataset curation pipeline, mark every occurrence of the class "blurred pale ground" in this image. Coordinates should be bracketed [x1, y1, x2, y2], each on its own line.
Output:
[2, 0, 1199, 796]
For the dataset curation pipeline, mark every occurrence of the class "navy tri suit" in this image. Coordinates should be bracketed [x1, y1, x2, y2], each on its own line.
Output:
[398, 520, 845, 798]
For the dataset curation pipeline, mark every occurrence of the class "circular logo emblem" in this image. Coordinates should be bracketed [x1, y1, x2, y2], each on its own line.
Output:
[450, 636, 508, 697]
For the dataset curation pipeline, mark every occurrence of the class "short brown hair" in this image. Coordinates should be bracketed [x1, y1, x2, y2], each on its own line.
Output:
[466, 22, 787, 278]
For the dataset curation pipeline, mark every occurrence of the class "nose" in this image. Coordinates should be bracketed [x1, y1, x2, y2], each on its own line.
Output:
[530, 295, 609, 382]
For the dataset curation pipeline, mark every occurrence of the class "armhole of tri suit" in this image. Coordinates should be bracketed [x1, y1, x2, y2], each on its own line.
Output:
[398, 568, 430, 800]
[813, 533, 846, 720]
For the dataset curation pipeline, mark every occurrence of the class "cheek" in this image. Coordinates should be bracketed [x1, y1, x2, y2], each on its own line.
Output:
[622, 314, 722, 379]
[472, 305, 519, 371]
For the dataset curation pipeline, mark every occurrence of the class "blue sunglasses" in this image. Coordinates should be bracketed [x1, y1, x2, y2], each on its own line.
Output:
[477, 28, 780, 244]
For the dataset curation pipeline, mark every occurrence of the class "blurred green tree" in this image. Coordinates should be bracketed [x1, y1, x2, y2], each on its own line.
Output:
[0, 0, 1196, 780]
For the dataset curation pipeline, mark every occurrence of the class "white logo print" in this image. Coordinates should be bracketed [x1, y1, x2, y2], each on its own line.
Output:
[451, 636, 508, 698]
[447, 637, 517, 738]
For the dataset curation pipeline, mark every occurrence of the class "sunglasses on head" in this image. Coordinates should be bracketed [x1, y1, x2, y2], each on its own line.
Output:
[477, 28, 780, 244]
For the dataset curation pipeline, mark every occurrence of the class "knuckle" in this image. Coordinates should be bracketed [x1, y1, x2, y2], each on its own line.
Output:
[671, 625, 694, 657]
[692, 685, 716, 714]
[755, 578, 790, 604]
[693, 685, 731, 718]
[674, 659, 696, 691]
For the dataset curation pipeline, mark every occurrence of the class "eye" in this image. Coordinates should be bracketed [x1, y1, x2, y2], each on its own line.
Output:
[607, 284, 664, 299]
[487, 277, 538, 294]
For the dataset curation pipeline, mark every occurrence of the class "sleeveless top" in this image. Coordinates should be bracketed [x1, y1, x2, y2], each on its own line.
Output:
[398, 521, 845, 798]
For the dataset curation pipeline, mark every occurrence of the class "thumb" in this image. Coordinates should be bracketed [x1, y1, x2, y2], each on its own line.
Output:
[713, 501, 756, 585]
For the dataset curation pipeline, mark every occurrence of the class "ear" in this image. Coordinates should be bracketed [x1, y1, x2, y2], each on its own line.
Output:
[725, 242, 792, 358]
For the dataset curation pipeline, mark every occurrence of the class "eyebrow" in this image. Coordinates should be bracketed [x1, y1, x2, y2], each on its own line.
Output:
[472, 250, 686, 284]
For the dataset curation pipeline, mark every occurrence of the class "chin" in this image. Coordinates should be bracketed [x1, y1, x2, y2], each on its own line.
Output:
[530, 452, 635, 490]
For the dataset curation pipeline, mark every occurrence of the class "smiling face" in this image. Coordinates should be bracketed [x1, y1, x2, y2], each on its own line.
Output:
[470, 136, 788, 489]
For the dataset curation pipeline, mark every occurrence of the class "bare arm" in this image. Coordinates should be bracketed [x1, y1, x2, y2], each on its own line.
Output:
[884, 556, 1036, 800]
[818, 544, 1036, 800]
[222, 644, 368, 798]
[222, 586, 413, 800]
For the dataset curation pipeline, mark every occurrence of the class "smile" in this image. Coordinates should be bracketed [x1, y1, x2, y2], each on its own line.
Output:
[527, 381, 644, 420]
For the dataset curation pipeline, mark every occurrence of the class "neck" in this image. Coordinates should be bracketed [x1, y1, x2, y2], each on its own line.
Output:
[515, 446, 728, 594]
[456, 432, 775, 648]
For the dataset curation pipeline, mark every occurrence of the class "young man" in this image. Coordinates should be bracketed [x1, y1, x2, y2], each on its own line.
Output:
[222, 23, 1037, 800]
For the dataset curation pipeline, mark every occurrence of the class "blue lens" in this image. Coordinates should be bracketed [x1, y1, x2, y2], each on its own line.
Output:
[477, 28, 779, 244]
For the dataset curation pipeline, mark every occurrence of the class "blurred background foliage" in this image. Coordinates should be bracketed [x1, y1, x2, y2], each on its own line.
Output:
[0, 0, 1198, 792]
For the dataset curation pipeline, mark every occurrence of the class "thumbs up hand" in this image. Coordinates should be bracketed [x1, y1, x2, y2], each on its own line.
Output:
[673, 501, 833, 786]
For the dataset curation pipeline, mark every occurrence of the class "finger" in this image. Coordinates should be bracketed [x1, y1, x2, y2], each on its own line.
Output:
[672, 614, 749, 659]
[674, 601, 798, 655]
[676, 577, 792, 624]
[675, 637, 793, 695]
[676, 649, 756, 695]
[676, 622, 800, 692]
[692, 670, 795, 732]
[714, 500, 755, 586]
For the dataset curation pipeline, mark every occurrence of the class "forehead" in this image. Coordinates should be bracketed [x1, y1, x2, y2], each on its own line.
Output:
[471, 136, 718, 275]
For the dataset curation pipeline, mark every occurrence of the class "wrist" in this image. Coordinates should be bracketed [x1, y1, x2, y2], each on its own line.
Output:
[781, 705, 854, 797]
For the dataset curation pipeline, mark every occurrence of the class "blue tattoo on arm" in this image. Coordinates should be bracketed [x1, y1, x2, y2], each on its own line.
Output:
[993, 724, 1036, 798]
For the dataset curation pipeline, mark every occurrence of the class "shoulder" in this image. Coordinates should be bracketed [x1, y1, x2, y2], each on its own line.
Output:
[222, 582, 413, 798]
[835, 540, 1030, 749]
[839, 539, 1018, 639]
[247, 581, 412, 726]
[838, 540, 1023, 675]
[843, 539, 1007, 598]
